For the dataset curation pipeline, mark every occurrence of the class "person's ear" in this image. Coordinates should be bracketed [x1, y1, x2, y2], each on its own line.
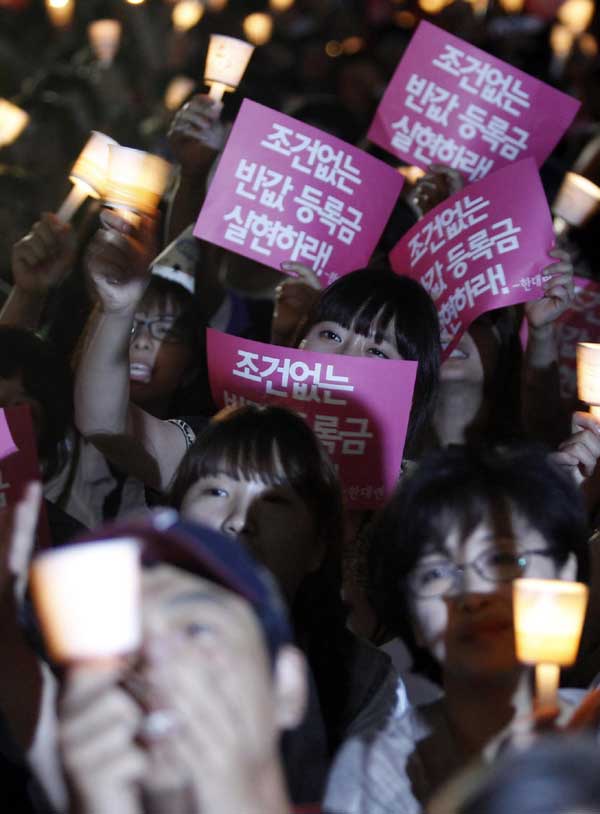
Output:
[557, 553, 578, 582]
[273, 645, 307, 730]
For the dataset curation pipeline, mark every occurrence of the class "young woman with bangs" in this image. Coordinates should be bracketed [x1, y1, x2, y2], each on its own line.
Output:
[168, 403, 399, 804]
[75, 216, 442, 493]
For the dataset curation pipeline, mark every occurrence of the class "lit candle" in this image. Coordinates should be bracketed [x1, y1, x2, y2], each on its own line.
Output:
[418, 0, 450, 14]
[557, 0, 594, 34]
[269, 0, 294, 10]
[552, 171, 600, 236]
[45, 0, 74, 28]
[498, 0, 525, 12]
[88, 19, 122, 66]
[172, 0, 204, 32]
[576, 342, 600, 418]
[30, 540, 142, 664]
[56, 131, 117, 223]
[164, 76, 196, 111]
[397, 165, 426, 184]
[513, 578, 588, 711]
[242, 12, 273, 46]
[204, 34, 255, 102]
[0, 99, 29, 148]
[103, 145, 172, 217]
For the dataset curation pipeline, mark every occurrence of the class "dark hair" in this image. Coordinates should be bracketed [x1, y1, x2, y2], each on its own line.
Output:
[169, 403, 343, 553]
[136, 275, 211, 416]
[0, 327, 73, 479]
[169, 404, 355, 753]
[458, 736, 600, 814]
[301, 267, 440, 455]
[368, 445, 589, 661]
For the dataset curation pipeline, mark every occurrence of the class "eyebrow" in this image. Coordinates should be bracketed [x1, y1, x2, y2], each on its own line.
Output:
[167, 589, 224, 607]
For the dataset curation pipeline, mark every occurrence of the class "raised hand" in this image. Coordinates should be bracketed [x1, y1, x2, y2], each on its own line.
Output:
[167, 94, 227, 180]
[11, 213, 76, 298]
[85, 210, 159, 316]
[271, 261, 322, 347]
[525, 248, 574, 333]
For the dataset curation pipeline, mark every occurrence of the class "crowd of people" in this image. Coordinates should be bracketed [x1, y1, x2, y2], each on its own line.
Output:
[3, 0, 600, 812]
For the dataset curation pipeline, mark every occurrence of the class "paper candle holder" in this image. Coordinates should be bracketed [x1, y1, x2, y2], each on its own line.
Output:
[0, 99, 29, 149]
[56, 131, 117, 222]
[577, 342, 600, 418]
[88, 19, 122, 66]
[513, 578, 588, 709]
[103, 145, 172, 216]
[553, 171, 600, 235]
[204, 34, 255, 102]
[30, 539, 142, 663]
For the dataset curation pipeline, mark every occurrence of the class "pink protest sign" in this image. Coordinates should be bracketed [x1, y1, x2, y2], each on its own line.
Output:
[1, 407, 51, 549]
[389, 158, 554, 356]
[206, 328, 417, 509]
[0, 410, 17, 459]
[194, 99, 404, 286]
[555, 276, 600, 403]
[368, 20, 579, 183]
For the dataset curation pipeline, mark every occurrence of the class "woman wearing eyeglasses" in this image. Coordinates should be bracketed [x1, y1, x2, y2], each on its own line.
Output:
[323, 445, 591, 814]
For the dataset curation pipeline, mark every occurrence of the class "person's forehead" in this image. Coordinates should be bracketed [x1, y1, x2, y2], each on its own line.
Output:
[136, 296, 182, 318]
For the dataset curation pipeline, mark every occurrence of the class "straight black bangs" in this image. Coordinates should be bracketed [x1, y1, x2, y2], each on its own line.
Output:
[170, 406, 334, 509]
[309, 268, 431, 360]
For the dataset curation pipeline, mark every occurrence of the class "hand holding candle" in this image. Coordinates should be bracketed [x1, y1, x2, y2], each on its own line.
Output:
[513, 578, 588, 711]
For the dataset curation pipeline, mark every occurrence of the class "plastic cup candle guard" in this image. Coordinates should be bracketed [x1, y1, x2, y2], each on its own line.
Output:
[88, 19, 122, 66]
[103, 145, 172, 217]
[0, 99, 29, 149]
[513, 578, 588, 709]
[577, 342, 600, 418]
[56, 131, 117, 222]
[552, 171, 600, 234]
[30, 540, 142, 664]
[204, 34, 255, 102]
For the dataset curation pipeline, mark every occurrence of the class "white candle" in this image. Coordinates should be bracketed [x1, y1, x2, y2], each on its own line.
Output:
[30, 540, 142, 663]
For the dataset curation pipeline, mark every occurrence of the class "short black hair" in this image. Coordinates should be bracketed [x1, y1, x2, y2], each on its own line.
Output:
[369, 445, 589, 649]
[302, 267, 441, 455]
[169, 403, 343, 554]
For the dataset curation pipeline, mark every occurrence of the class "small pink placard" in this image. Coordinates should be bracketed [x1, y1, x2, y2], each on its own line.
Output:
[389, 158, 555, 356]
[206, 328, 417, 509]
[194, 99, 404, 286]
[0, 410, 17, 460]
[1, 407, 51, 549]
[556, 276, 600, 403]
[368, 20, 580, 182]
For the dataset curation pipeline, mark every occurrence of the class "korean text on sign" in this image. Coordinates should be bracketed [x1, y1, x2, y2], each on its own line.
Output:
[389, 159, 556, 356]
[206, 328, 417, 510]
[368, 20, 580, 182]
[194, 99, 403, 282]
